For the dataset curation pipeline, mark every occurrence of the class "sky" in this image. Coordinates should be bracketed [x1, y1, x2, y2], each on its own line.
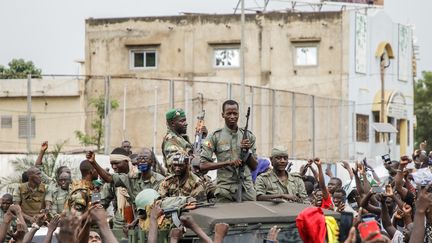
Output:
[0, 0, 430, 77]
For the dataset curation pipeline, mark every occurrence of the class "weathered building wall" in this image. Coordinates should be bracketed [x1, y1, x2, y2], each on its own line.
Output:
[0, 79, 86, 153]
[84, 12, 351, 158]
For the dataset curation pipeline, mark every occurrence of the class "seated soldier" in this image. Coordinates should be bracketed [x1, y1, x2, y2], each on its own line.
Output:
[45, 171, 71, 216]
[13, 167, 46, 225]
[255, 146, 307, 203]
[158, 153, 208, 201]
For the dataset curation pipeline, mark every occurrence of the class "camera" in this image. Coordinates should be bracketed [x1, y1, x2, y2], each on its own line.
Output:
[381, 154, 391, 164]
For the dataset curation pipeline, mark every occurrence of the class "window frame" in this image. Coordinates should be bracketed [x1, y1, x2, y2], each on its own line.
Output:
[18, 116, 35, 139]
[212, 46, 240, 69]
[1, 115, 12, 129]
[129, 48, 158, 70]
[292, 44, 319, 67]
[356, 114, 369, 142]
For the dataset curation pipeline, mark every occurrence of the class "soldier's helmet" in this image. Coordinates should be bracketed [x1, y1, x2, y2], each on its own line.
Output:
[135, 189, 160, 210]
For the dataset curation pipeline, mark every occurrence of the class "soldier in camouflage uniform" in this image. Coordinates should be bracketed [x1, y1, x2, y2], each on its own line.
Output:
[13, 167, 46, 224]
[162, 108, 207, 174]
[89, 148, 164, 221]
[44, 171, 71, 215]
[158, 153, 207, 201]
[200, 100, 258, 203]
[255, 146, 307, 203]
[65, 160, 98, 213]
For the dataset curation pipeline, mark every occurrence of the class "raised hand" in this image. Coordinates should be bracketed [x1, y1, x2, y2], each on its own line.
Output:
[313, 158, 322, 166]
[41, 141, 48, 152]
[266, 225, 280, 242]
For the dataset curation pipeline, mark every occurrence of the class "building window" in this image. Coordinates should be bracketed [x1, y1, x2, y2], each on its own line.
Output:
[1, 116, 12, 128]
[356, 114, 369, 142]
[213, 48, 240, 68]
[18, 116, 35, 138]
[130, 49, 157, 69]
[295, 46, 318, 66]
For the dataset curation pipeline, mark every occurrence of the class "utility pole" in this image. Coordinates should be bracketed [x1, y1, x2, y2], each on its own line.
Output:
[122, 85, 127, 141]
[27, 74, 32, 154]
[153, 86, 158, 154]
[240, 0, 246, 120]
[104, 76, 111, 155]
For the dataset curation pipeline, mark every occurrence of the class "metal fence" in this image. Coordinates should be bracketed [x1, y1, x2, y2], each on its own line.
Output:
[0, 75, 355, 161]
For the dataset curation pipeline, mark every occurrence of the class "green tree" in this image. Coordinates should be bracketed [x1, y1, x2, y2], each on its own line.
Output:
[414, 71, 432, 149]
[75, 95, 119, 151]
[0, 58, 42, 79]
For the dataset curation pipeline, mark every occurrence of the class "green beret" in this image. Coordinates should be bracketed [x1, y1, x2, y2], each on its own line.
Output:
[166, 108, 186, 121]
[271, 145, 288, 157]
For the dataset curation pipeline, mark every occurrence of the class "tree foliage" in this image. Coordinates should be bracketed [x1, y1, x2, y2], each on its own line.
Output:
[75, 95, 119, 151]
[0, 58, 42, 79]
[414, 71, 432, 149]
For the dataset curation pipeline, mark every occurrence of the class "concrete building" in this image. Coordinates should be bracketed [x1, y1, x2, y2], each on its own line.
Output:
[0, 78, 86, 153]
[84, 9, 413, 162]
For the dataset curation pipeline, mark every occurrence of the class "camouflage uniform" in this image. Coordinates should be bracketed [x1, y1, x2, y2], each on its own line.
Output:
[66, 179, 94, 212]
[45, 184, 68, 215]
[255, 170, 308, 202]
[13, 182, 46, 217]
[158, 172, 207, 201]
[200, 125, 257, 202]
[0, 210, 16, 243]
[112, 171, 164, 206]
[162, 128, 193, 173]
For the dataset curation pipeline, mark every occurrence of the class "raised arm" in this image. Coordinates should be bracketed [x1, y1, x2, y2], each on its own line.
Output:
[87, 151, 113, 183]
[341, 161, 354, 180]
[395, 157, 410, 199]
[378, 194, 397, 238]
[409, 186, 432, 243]
[35, 141, 48, 167]
[314, 158, 329, 199]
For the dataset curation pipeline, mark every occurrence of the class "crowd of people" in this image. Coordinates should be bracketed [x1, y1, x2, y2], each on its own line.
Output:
[1, 99, 432, 243]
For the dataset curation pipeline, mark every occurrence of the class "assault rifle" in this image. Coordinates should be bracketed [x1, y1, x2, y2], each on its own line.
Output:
[162, 201, 215, 227]
[191, 111, 205, 172]
[237, 107, 251, 203]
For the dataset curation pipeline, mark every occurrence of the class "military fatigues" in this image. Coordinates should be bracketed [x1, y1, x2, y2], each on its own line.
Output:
[45, 184, 68, 215]
[66, 179, 94, 212]
[255, 170, 308, 202]
[200, 125, 257, 202]
[112, 171, 164, 206]
[13, 182, 46, 218]
[0, 210, 16, 243]
[162, 128, 193, 173]
[158, 173, 207, 201]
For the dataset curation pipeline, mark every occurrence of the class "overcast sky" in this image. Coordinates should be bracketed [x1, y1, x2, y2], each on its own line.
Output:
[0, 0, 430, 77]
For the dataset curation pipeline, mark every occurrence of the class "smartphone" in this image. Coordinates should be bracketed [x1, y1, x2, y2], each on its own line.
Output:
[382, 154, 391, 164]
[91, 192, 101, 204]
[358, 221, 381, 240]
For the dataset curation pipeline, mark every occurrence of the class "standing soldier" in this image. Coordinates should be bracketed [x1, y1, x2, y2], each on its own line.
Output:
[162, 108, 207, 174]
[255, 146, 307, 203]
[158, 153, 208, 201]
[45, 171, 71, 216]
[200, 100, 258, 203]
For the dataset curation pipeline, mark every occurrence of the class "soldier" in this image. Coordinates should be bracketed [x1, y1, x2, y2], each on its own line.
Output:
[200, 100, 258, 203]
[158, 153, 207, 201]
[89, 148, 165, 213]
[34, 141, 72, 186]
[66, 160, 98, 213]
[255, 146, 307, 203]
[0, 194, 13, 224]
[13, 167, 46, 224]
[162, 108, 207, 174]
[45, 171, 71, 215]
[121, 140, 133, 156]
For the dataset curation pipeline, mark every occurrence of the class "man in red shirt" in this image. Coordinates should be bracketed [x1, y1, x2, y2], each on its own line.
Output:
[312, 158, 333, 210]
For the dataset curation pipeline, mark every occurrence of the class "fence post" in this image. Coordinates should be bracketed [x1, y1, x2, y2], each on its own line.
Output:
[169, 80, 174, 109]
[27, 74, 32, 154]
[291, 93, 296, 158]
